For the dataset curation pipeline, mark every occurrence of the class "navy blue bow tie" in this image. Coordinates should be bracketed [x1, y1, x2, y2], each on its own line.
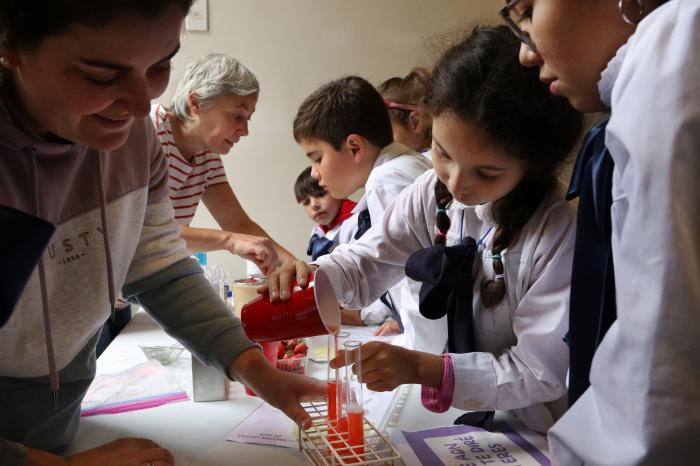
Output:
[307, 233, 334, 261]
[354, 209, 371, 240]
[405, 237, 477, 353]
[406, 236, 495, 428]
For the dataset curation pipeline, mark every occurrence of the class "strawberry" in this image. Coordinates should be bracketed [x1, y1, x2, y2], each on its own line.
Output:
[293, 342, 307, 355]
[286, 339, 298, 350]
[293, 352, 305, 359]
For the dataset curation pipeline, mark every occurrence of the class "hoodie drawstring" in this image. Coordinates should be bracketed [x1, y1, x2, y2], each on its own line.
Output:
[30, 150, 59, 408]
[96, 155, 116, 322]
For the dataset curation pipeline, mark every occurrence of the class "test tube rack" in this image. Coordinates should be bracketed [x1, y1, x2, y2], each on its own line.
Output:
[298, 400, 402, 466]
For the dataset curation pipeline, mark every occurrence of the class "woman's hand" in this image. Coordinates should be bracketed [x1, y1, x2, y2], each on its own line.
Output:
[228, 348, 326, 429]
[259, 260, 317, 301]
[374, 319, 401, 336]
[223, 232, 279, 275]
[329, 341, 444, 392]
[58, 438, 173, 466]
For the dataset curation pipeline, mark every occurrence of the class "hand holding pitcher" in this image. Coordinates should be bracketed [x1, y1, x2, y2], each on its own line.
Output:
[262, 259, 318, 301]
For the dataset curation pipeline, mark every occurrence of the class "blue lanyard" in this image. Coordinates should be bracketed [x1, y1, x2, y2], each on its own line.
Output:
[459, 210, 493, 249]
[477, 227, 493, 249]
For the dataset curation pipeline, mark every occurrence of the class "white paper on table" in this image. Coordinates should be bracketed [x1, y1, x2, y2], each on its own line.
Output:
[344, 325, 396, 344]
[225, 387, 397, 449]
[387, 424, 550, 466]
[225, 402, 300, 448]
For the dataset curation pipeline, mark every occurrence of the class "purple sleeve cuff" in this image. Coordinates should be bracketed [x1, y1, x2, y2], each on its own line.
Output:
[421, 353, 455, 413]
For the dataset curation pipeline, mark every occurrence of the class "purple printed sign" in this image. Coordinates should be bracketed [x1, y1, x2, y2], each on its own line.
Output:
[397, 422, 549, 466]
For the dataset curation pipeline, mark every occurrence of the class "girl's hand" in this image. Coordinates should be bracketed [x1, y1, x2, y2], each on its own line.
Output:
[259, 260, 317, 301]
[223, 232, 279, 275]
[330, 341, 444, 392]
[63, 438, 174, 466]
[374, 319, 401, 336]
[330, 341, 415, 392]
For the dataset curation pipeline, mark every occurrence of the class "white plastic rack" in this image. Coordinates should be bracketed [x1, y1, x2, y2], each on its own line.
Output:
[298, 400, 402, 465]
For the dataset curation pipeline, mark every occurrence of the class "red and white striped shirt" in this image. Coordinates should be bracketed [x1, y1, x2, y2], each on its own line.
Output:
[151, 104, 229, 225]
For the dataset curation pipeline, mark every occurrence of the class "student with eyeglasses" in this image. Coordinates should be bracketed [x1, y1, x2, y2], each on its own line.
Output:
[501, 0, 700, 464]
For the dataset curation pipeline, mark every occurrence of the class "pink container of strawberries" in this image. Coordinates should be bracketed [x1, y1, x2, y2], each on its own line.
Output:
[276, 338, 308, 375]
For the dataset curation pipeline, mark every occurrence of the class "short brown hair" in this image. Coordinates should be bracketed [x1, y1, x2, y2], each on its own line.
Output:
[294, 166, 326, 203]
[293, 76, 393, 150]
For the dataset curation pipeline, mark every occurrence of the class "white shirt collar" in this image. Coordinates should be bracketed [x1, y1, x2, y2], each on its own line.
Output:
[373, 141, 414, 168]
[598, 42, 630, 108]
[353, 141, 417, 213]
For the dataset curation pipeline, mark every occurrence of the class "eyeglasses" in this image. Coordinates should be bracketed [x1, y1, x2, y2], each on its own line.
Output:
[499, 0, 538, 53]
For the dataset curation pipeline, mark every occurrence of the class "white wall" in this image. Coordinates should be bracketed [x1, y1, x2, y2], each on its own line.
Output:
[158, 0, 498, 280]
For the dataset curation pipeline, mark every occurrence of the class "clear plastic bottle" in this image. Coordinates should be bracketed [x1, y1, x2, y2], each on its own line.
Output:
[226, 290, 234, 310]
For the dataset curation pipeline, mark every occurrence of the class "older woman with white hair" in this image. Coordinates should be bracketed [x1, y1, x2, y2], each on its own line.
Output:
[152, 53, 295, 273]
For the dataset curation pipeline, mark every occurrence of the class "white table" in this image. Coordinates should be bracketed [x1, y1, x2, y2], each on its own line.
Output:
[65, 311, 547, 465]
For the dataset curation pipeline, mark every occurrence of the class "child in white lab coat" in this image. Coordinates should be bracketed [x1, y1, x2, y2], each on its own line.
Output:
[504, 0, 700, 463]
[291, 74, 435, 346]
[268, 25, 583, 433]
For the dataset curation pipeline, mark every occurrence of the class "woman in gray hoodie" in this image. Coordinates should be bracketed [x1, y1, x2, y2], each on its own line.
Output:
[0, 1, 325, 465]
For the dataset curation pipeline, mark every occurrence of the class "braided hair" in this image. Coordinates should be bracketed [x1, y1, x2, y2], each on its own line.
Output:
[434, 177, 453, 245]
[426, 25, 583, 308]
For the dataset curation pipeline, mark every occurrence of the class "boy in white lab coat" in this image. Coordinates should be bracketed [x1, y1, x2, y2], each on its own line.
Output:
[291, 75, 437, 346]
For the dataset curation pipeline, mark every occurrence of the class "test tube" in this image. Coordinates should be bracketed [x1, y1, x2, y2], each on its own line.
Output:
[343, 340, 364, 463]
[327, 331, 350, 454]
[326, 331, 350, 420]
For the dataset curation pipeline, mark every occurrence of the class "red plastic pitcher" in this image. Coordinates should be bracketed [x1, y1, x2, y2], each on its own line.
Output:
[241, 268, 340, 342]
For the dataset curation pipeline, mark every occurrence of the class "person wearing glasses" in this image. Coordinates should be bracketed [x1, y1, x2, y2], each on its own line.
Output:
[500, 0, 700, 464]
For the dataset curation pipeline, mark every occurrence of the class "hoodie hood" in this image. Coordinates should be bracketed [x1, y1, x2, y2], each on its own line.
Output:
[0, 80, 80, 156]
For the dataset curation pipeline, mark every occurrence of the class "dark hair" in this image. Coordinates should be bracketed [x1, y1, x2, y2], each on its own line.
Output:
[0, 0, 193, 50]
[293, 76, 393, 150]
[294, 166, 326, 203]
[378, 67, 431, 127]
[429, 25, 583, 308]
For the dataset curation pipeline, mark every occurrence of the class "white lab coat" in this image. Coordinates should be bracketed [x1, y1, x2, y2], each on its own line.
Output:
[318, 170, 576, 432]
[350, 142, 435, 347]
[549, 1, 700, 464]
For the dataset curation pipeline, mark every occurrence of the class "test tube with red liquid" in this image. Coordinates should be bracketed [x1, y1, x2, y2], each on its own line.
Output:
[343, 340, 364, 463]
[327, 331, 349, 453]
